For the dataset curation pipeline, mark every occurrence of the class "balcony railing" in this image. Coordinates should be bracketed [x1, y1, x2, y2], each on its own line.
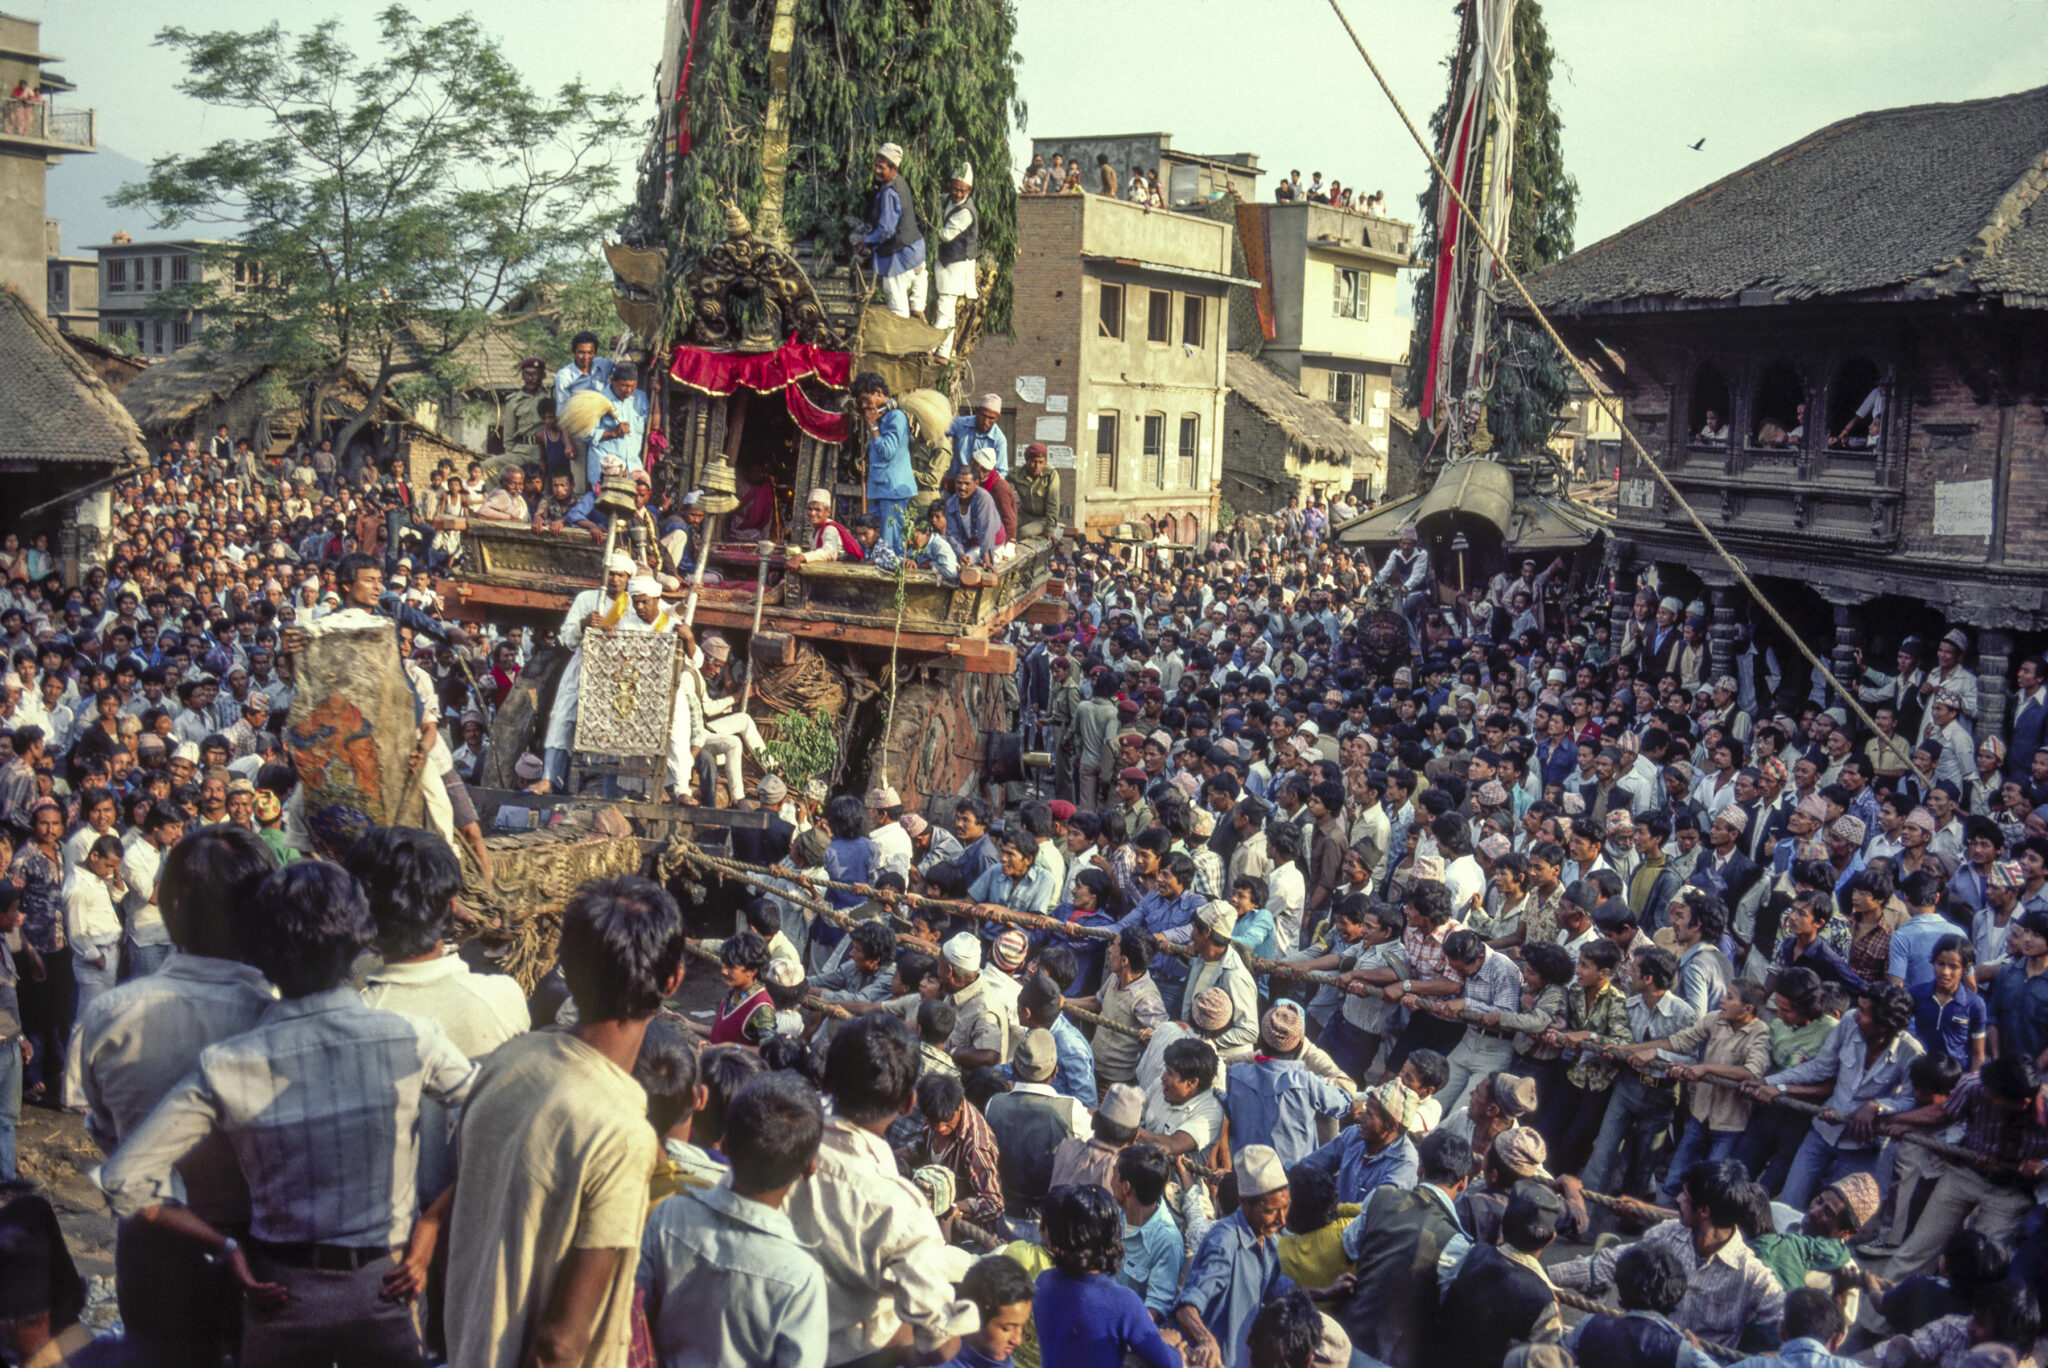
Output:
[2, 99, 94, 150]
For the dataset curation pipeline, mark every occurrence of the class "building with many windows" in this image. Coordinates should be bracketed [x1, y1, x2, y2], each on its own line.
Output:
[1231, 202, 1415, 501]
[44, 217, 96, 333]
[1517, 82, 2048, 733]
[971, 191, 1246, 541]
[0, 12, 95, 316]
[92, 234, 247, 356]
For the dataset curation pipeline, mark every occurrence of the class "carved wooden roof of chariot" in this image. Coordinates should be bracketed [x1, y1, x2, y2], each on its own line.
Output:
[678, 203, 851, 352]
[1525, 84, 2048, 316]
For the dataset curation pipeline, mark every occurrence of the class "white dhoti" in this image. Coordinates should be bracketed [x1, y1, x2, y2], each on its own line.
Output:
[880, 266, 928, 319]
[543, 648, 584, 753]
[933, 256, 977, 360]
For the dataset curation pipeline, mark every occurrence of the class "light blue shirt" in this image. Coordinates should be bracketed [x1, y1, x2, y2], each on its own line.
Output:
[947, 414, 1009, 477]
[967, 862, 1058, 922]
[1727, 1338, 1862, 1368]
[1222, 1057, 1353, 1167]
[866, 406, 915, 502]
[1676, 940, 1734, 1019]
[1301, 1127, 1419, 1206]
[1766, 1013, 1922, 1148]
[1889, 912, 1958, 988]
[585, 384, 651, 481]
[915, 530, 960, 579]
[637, 1180, 829, 1368]
[1047, 1012, 1098, 1108]
[1173, 1210, 1293, 1368]
[552, 356, 615, 418]
[1117, 1202, 1186, 1316]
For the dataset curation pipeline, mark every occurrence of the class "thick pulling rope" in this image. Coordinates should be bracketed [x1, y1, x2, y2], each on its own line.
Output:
[674, 842, 2025, 1179]
[1323, 0, 1890, 744]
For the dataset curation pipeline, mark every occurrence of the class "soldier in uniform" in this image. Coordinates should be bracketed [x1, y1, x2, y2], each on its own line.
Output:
[1047, 644, 1081, 803]
[1014, 442, 1058, 539]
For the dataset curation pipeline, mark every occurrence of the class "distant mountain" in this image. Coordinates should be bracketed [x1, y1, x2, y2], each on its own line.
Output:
[44, 144, 243, 254]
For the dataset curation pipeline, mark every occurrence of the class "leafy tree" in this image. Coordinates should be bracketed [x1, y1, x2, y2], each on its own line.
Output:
[1402, 0, 1579, 469]
[116, 6, 637, 458]
[623, 0, 1025, 336]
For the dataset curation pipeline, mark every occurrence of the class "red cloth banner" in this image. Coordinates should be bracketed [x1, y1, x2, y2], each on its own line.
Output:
[668, 339, 853, 397]
[1235, 202, 1278, 342]
[674, 0, 707, 156]
[781, 382, 850, 445]
[669, 339, 854, 444]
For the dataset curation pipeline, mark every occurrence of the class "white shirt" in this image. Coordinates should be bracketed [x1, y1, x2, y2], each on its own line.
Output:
[64, 866, 124, 960]
[869, 820, 914, 881]
[783, 1112, 980, 1365]
[120, 838, 171, 948]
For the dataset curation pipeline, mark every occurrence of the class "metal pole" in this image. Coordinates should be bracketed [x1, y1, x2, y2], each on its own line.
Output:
[682, 527, 714, 628]
[737, 541, 772, 714]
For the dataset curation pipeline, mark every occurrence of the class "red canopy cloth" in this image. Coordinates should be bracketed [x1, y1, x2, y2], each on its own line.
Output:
[669, 340, 854, 444]
[669, 340, 853, 397]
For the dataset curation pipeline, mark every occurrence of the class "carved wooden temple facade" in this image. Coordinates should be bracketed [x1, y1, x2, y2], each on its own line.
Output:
[1517, 84, 2048, 732]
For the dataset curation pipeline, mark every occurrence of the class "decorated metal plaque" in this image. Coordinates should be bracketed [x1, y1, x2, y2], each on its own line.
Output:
[574, 630, 679, 758]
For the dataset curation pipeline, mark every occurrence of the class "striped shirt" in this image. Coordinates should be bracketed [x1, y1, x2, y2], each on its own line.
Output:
[100, 986, 477, 1246]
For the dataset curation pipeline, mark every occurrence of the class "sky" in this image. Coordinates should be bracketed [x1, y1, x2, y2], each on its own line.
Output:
[31, 0, 2048, 273]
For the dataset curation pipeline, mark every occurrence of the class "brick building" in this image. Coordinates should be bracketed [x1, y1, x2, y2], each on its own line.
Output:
[1221, 352, 1373, 515]
[971, 192, 1246, 541]
[1519, 83, 2048, 736]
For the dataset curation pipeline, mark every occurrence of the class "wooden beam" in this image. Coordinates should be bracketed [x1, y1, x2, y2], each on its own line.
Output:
[438, 581, 1032, 674]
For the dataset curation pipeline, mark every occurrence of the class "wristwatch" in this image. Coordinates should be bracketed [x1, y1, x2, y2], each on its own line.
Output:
[219, 1237, 239, 1259]
[1399, 979, 1412, 995]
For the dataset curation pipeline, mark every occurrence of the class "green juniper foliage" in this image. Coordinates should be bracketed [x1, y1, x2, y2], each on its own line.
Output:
[625, 0, 1024, 339]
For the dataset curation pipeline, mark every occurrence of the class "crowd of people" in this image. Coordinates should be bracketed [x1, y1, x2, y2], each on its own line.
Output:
[1272, 173, 1385, 215]
[10, 396, 2048, 1368]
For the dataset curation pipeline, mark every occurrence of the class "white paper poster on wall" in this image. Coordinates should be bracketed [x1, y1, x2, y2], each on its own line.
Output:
[1045, 394, 1069, 414]
[1033, 416, 1068, 442]
[1084, 413, 1098, 431]
[1014, 375, 1046, 404]
[1934, 479, 1995, 537]
[1047, 445, 1076, 469]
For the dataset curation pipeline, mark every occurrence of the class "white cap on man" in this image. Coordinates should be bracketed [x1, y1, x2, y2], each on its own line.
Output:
[979, 393, 1002, 414]
[878, 141, 905, 167]
[955, 163, 975, 187]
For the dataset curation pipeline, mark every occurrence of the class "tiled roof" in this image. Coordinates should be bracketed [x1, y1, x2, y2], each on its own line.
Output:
[1525, 84, 2048, 315]
[0, 285, 150, 466]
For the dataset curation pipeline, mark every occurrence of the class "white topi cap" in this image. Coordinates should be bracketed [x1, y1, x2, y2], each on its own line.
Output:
[878, 141, 905, 166]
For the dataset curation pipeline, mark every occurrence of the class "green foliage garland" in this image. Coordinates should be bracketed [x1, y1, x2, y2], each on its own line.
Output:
[625, 0, 1024, 336]
[762, 706, 839, 790]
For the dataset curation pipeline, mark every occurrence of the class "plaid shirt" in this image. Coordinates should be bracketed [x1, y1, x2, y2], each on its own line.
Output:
[1403, 919, 1465, 985]
[907, 1100, 1005, 1226]
[1189, 844, 1226, 902]
[1940, 1075, 2048, 1170]
[1564, 980, 1633, 1091]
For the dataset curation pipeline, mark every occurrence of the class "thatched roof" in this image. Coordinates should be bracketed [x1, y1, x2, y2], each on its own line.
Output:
[60, 331, 148, 392]
[1226, 353, 1375, 463]
[117, 342, 274, 430]
[0, 285, 150, 467]
[1525, 84, 2048, 316]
